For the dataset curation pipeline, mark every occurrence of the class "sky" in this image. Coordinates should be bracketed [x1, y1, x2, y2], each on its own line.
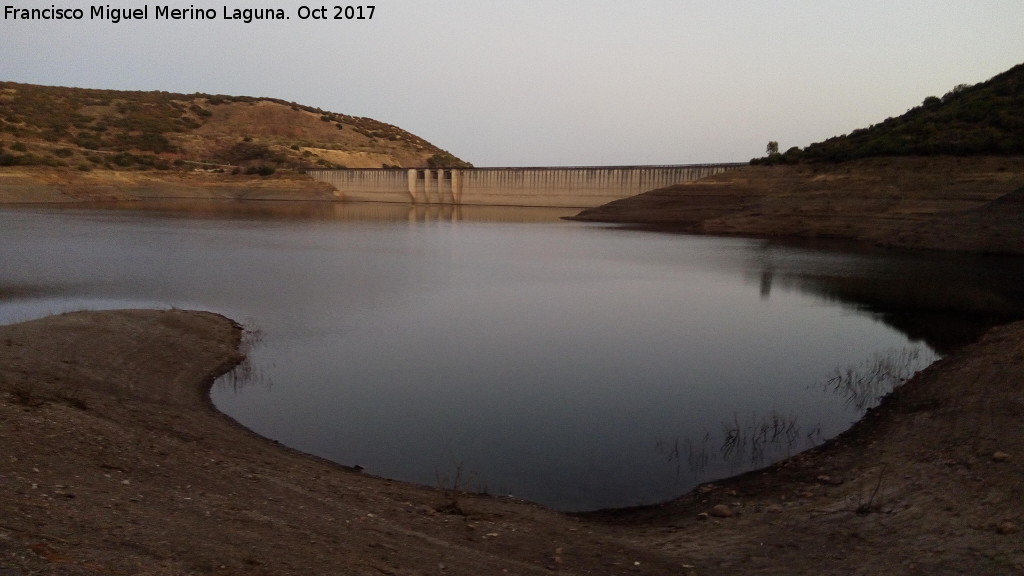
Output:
[2, 1, 1023, 166]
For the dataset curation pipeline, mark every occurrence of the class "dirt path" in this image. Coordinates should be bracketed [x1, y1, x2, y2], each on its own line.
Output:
[1, 310, 1022, 575]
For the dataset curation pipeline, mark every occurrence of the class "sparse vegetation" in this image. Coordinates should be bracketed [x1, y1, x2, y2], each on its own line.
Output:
[435, 463, 468, 516]
[189, 104, 212, 117]
[855, 464, 890, 515]
[244, 165, 277, 177]
[427, 151, 474, 169]
[221, 141, 281, 164]
[0, 81, 470, 172]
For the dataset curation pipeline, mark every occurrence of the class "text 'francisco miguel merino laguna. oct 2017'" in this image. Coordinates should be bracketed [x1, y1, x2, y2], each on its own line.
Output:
[3, 4, 376, 23]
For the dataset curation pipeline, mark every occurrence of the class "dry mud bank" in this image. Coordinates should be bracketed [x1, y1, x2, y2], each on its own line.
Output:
[0, 167, 337, 203]
[1, 310, 1022, 575]
[571, 156, 1024, 255]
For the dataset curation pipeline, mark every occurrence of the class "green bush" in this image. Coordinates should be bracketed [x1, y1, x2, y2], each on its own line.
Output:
[122, 132, 174, 153]
[244, 165, 276, 176]
[189, 104, 213, 117]
[177, 117, 201, 130]
[426, 151, 473, 169]
[73, 134, 103, 150]
[223, 141, 280, 163]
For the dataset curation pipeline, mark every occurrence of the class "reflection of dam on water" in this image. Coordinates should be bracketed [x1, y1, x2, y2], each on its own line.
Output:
[401, 203, 576, 223]
[82, 199, 577, 224]
[307, 164, 746, 208]
[326, 200, 576, 223]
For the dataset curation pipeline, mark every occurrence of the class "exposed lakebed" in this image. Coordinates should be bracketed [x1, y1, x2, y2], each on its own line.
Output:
[2, 200, 1021, 510]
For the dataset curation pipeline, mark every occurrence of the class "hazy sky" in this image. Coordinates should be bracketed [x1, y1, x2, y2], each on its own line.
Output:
[3, 1, 1023, 166]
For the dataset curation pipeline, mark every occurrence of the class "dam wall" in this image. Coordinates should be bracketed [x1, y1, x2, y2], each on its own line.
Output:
[307, 164, 744, 208]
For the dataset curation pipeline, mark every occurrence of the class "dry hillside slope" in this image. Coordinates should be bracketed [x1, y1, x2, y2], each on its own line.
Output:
[0, 81, 470, 173]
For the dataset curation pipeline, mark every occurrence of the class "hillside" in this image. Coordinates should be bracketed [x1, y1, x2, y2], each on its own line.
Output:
[0, 82, 470, 173]
[757, 62, 1024, 163]
[573, 63, 1024, 255]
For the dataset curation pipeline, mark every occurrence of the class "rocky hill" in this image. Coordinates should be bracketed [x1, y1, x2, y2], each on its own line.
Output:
[0, 82, 471, 173]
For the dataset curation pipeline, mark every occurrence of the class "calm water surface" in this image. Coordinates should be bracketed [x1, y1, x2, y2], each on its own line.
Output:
[2, 200, 1021, 511]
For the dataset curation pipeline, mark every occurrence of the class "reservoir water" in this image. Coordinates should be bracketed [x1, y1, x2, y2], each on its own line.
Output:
[2, 200, 1021, 511]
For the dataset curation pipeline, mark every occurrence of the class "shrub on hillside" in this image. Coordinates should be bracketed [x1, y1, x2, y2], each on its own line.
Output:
[221, 141, 282, 163]
[244, 165, 276, 176]
[427, 151, 473, 169]
[189, 104, 213, 117]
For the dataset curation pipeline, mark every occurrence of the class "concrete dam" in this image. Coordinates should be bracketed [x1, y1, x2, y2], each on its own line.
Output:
[306, 164, 745, 208]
